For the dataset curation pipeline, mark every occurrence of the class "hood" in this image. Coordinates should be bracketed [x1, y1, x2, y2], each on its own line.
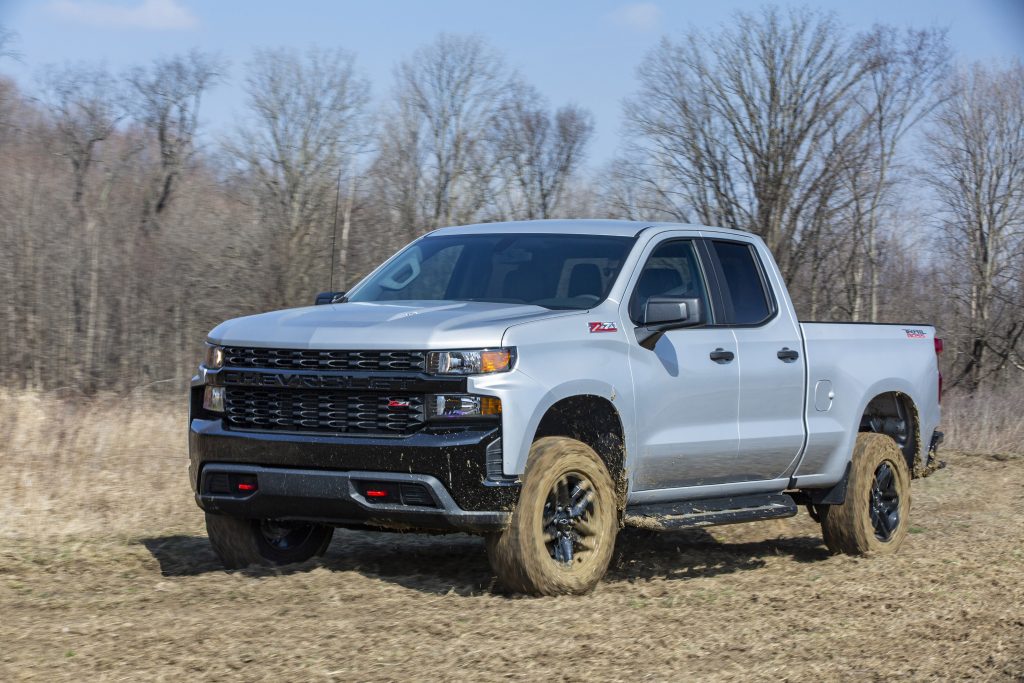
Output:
[208, 300, 578, 349]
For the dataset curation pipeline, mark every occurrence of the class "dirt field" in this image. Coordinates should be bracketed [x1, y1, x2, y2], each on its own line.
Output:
[1, 395, 1023, 681]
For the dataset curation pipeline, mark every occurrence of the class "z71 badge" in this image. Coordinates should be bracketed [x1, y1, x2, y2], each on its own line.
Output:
[589, 322, 618, 333]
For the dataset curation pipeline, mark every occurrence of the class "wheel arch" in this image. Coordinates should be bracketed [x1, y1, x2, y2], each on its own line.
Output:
[858, 387, 922, 477]
[530, 393, 628, 513]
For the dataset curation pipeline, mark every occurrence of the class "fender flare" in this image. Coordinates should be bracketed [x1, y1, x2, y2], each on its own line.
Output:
[509, 379, 633, 475]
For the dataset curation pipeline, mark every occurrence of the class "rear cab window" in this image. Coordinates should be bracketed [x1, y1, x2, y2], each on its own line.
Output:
[709, 240, 774, 325]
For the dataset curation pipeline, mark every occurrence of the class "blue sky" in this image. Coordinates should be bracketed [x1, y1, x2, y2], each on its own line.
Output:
[2, 0, 1022, 167]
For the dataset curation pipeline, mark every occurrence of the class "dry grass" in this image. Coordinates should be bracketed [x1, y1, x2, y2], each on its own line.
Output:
[0, 390, 187, 538]
[941, 381, 1024, 456]
[1, 391, 1022, 681]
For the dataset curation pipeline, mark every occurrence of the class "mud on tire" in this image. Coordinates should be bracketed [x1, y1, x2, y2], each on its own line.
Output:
[820, 432, 911, 555]
[486, 436, 618, 596]
[205, 513, 333, 569]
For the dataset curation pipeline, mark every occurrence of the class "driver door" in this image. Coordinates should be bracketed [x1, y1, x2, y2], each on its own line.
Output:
[626, 238, 741, 492]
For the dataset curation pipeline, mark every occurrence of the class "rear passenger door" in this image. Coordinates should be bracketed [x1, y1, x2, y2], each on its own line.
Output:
[705, 238, 805, 482]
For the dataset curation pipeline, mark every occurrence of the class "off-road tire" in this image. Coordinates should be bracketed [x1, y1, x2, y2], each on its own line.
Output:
[820, 433, 911, 555]
[205, 513, 333, 569]
[486, 437, 618, 596]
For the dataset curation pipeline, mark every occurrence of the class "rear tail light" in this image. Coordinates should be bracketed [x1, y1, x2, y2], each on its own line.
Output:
[934, 337, 943, 403]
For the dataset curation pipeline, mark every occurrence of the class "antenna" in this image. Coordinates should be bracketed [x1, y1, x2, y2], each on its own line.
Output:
[329, 167, 342, 291]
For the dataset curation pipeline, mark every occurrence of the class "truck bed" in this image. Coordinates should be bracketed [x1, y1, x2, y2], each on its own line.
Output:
[794, 321, 941, 488]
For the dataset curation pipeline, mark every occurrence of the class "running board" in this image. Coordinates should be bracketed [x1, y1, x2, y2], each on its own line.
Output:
[623, 493, 798, 531]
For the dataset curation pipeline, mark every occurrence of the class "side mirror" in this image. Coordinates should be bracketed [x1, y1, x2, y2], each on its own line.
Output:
[314, 291, 347, 305]
[636, 297, 705, 350]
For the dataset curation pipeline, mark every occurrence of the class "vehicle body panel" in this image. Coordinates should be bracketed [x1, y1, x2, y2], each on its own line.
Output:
[207, 300, 570, 350]
[616, 231, 741, 490]
[705, 230, 807, 482]
[793, 321, 941, 488]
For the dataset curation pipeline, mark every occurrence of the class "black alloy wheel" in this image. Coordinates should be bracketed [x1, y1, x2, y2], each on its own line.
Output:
[256, 520, 319, 554]
[819, 433, 911, 555]
[485, 436, 618, 595]
[542, 473, 597, 565]
[205, 513, 333, 569]
[869, 462, 901, 542]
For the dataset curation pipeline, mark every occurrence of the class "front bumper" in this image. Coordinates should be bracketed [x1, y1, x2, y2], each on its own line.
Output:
[197, 463, 508, 532]
[189, 417, 518, 532]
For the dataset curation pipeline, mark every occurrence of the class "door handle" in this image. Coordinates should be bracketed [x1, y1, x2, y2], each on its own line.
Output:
[709, 348, 735, 364]
[777, 347, 800, 362]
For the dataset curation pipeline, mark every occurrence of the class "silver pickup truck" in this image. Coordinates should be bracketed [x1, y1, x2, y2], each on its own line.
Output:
[189, 220, 943, 595]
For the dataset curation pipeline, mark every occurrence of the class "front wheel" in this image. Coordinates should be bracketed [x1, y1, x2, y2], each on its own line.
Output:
[486, 437, 618, 596]
[205, 513, 333, 569]
[819, 433, 911, 555]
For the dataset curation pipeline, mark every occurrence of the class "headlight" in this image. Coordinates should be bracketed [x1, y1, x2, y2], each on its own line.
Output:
[427, 394, 501, 419]
[427, 348, 514, 375]
[203, 342, 224, 370]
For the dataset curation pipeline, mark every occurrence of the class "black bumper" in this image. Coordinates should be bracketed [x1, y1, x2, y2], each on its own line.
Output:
[188, 418, 518, 532]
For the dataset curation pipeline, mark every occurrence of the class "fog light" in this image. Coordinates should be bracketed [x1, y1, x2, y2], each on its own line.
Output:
[203, 386, 225, 413]
[426, 394, 501, 419]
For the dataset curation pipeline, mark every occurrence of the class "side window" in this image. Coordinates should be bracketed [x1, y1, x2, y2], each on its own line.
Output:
[629, 240, 710, 324]
[711, 241, 772, 325]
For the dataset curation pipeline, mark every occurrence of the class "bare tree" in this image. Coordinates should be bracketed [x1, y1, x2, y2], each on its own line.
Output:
[370, 102, 426, 252]
[2, 20, 1022, 399]
[0, 27, 21, 146]
[621, 7, 879, 282]
[227, 47, 370, 306]
[36, 63, 127, 387]
[837, 27, 949, 321]
[489, 80, 594, 220]
[0, 24, 18, 62]
[379, 34, 506, 235]
[125, 50, 224, 230]
[925, 61, 1024, 389]
[37, 64, 124, 217]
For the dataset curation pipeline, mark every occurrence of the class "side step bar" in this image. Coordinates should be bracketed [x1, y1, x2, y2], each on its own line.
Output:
[623, 493, 798, 531]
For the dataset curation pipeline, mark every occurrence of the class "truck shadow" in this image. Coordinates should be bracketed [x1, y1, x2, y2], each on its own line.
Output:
[141, 527, 830, 596]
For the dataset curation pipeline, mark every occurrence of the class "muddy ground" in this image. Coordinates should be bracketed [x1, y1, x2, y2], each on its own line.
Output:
[1, 450, 1022, 681]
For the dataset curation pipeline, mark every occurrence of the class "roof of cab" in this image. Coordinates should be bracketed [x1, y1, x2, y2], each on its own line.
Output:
[427, 218, 754, 239]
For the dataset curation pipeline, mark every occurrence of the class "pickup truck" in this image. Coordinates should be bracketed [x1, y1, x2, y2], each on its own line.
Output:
[189, 220, 943, 595]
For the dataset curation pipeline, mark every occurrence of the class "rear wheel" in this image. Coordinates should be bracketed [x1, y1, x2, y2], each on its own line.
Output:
[819, 433, 911, 555]
[205, 513, 333, 569]
[486, 437, 618, 596]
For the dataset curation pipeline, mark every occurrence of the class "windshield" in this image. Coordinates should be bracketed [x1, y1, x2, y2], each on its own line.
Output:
[347, 233, 636, 310]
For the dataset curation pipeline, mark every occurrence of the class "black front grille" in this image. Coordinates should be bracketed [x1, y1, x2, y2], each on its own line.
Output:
[222, 347, 426, 372]
[224, 388, 426, 436]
